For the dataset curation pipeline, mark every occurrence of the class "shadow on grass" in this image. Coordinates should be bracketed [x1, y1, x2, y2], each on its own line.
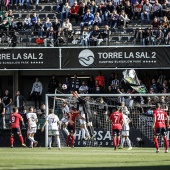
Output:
[32, 166, 170, 170]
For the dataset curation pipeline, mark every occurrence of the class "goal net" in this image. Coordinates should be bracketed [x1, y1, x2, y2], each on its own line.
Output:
[45, 92, 170, 148]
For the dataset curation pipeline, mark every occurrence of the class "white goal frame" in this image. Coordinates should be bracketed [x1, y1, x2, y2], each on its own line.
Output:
[45, 93, 170, 147]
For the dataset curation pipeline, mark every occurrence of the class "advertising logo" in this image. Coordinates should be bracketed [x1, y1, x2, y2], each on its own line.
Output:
[78, 49, 94, 67]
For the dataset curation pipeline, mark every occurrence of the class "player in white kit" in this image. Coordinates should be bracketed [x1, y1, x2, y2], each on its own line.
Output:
[27, 106, 38, 148]
[60, 101, 70, 136]
[41, 109, 61, 150]
[119, 111, 132, 150]
[78, 104, 90, 140]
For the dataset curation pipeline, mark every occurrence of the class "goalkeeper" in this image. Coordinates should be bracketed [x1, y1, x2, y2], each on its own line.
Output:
[73, 91, 94, 139]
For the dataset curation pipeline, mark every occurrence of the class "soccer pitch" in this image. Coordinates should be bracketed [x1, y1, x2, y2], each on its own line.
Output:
[0, 147, 170, 170]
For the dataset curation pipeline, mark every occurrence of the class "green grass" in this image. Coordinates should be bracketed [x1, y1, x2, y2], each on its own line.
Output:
[0, 147, 170, 170]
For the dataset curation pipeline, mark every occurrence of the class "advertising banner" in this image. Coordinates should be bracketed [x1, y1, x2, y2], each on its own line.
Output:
[0, 48, 59, 69]
[61, 47, 170, 68]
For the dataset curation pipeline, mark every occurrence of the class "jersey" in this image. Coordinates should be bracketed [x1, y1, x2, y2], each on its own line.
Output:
[68, 112, 80, 125]
[122, 114, 130, 131]
[46, 114, 59, 130]
[27, 112, 37, 128]
[10, 112, 23, 128]
[62, 105, 69, 117]
[109, 111, 123, 130]
[153, 108, 168, 128]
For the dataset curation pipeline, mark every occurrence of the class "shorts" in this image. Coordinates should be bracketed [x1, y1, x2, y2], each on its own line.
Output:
[154, 127, 166, 136]
[61, 117, 68, 124]
[80, 119, 86, 125]
[27, 127, 37, 134]
[122, 130, 129, 136]
[48, 130, 59, 136]
[11, 127, 22, 136]
[67, 124, 75, 134]
[112, 129, 121, 137]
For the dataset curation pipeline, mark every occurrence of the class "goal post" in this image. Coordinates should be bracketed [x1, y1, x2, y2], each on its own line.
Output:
[45, 93, 170, 148]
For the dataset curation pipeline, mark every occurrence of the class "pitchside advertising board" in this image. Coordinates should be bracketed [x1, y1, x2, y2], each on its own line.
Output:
[61, 47, 170, 68]
[0, 48, 59, 69]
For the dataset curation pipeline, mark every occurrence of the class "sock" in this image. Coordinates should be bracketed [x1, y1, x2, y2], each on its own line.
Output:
[113, 137, 117, 147]
[154, 137, 159, 150]
[85, 127, 90, 138]
[66, 135, 71, 146]
[63, 128, 69, 136]
[121, 137, 125, 147]
[19, 135, 24, 144]
[70, 135, 75, 147]
[28, 136, 35, 143]
[163, 136, 168, 150]
[10, 136, 14, 146]
[87, 126, 94, 137]
[117, 137, 120, 147]
[48, 137, 52, 148]
[81, 128, 85, 139]
[126, 137, 131, 147]
[56, 137, 61, 148]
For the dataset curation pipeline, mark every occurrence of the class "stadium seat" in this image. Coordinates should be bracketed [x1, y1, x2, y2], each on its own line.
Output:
[26, 6, 34, 12]
[13, 13, 20, 19]
[43, 6, 52, 11]
[47, 14, 55, 19]
[35, 5, 43, 11]
[111, 36, 119, 43]
[21, 13, 27, 19]
[128, 37, 135, 44]
[17, 5, 26, 11]
[52, 6, 56, 12]
[120, 37, 129, 44]
[38, 14, 47, 20]
[21, 38, 28, 45]
[126, 28, 134, 34]
[9, 6, 17, 11]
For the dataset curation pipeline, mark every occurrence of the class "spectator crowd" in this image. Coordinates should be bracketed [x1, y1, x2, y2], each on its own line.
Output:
[0, 0, 170, 46]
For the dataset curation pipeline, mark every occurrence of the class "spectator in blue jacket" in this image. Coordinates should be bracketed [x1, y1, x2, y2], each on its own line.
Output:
[80, 9, 94, 28]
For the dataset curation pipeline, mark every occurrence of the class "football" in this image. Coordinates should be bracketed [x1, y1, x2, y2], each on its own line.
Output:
[62, 84, 67, 90]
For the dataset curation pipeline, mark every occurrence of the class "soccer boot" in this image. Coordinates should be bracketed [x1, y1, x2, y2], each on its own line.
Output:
[11, 145, 14, 148]
[118, 146, 123, 149]
[22, 143, 27, 147]
[165, 150, 168, 153]
[33, 141, 38, 147]
[156, 149, 160, 153]
[127, 147, 132, 150]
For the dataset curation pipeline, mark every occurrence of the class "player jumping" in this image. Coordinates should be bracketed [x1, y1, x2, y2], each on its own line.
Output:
[66, 106, 85, 148]
[72, 91, 94, 140]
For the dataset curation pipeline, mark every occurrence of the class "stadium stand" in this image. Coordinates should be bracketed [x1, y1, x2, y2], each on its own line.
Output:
[0, 0, 170, 47]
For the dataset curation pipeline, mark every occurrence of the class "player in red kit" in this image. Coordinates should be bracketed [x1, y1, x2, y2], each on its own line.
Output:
[153, 103, 169, 153]
[9, 107, 26, 148]
[66, 106, 85, 148]
[109, 106, 123, 150]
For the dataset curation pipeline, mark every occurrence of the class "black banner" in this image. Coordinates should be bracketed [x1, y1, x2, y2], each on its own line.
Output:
[0, 48, 59, 69]
[61, 47, 170, 68]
